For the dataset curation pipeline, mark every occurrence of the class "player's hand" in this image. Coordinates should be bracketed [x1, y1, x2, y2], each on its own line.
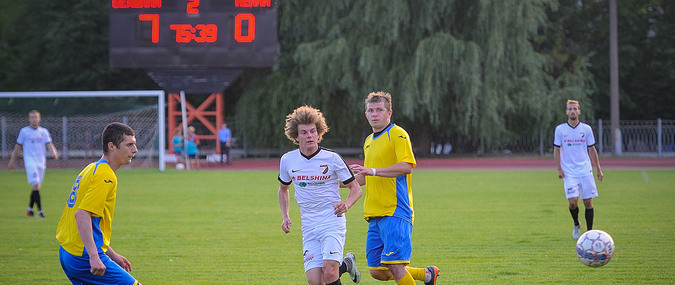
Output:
[349, 164, 366, 175]
[557, 169, 565, 179]
[111, 254, 133, 272]
[89, 256, 106, 276]
[281, 218, 292, 234]
[597, 170, 604, 182]
[334, 202, 348, 215]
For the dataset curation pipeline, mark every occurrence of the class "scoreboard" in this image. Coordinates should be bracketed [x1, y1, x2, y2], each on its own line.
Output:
[109, 0, 278, 69]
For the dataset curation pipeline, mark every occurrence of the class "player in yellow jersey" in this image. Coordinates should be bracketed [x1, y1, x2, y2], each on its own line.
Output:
[350, 91, 439, 285]
[56, 122, 141, 285]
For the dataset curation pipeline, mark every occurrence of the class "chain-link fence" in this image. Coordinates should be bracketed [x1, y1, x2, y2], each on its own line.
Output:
[1, 106, 159, 167]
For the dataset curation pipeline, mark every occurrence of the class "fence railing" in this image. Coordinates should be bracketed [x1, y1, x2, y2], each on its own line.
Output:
[594, 119, 675, 157]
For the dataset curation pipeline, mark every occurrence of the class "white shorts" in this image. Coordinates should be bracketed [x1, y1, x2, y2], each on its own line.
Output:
[25, 163, 45, 186]
[563, 175, 598, 200]
[301, 223, 346, 272]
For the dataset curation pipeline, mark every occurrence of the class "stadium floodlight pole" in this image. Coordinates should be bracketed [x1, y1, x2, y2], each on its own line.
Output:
[0, 90, 167, 171]
[180, 91, 190, 170]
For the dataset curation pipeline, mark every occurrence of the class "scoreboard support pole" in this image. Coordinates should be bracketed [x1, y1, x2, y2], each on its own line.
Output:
[167, 92, 224, 155]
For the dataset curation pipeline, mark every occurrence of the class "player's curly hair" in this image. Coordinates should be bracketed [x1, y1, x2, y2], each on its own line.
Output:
[365, 91, 392, 111]
[284, 106, 329, 145]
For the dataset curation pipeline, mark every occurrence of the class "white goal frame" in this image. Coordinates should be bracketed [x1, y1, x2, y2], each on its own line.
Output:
[0, 91, 167, 171]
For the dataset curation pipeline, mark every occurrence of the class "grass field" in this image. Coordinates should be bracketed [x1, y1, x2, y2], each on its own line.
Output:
[1, 167, 673, 284]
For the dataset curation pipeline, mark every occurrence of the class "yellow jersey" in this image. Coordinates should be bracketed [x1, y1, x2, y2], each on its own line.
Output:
[363, 124, 416, 223]
[56, 159, 118, 256]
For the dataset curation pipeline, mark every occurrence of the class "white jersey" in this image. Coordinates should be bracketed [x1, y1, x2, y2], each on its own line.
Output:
[16, 126, 53, 167]
[278, 147, 356, 232]
[554, 122, 596, 177]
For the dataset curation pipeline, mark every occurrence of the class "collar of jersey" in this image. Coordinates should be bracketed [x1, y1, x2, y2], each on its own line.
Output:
[300, 147, 322, 160]
[373, 123, 395, 139]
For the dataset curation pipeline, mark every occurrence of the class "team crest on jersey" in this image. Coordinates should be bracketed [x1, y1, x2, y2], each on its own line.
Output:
[320, 164, 329, 174]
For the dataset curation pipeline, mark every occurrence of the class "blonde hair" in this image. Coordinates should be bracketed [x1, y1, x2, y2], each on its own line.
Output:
[365, 91, 392, 111]
[566, 99, 580, 106]
[284, 106, 328, 145]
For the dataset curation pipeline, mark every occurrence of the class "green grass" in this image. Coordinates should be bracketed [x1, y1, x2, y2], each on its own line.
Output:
[1, 168, 673, 284]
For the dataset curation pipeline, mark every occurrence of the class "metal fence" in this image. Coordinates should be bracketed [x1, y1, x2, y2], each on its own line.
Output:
[1, 107, 159, 165]
[429, 119, 675, 157]
[595, 119, 675, 157]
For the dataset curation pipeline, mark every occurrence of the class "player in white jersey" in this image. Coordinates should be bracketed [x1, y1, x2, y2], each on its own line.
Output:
[278, 106, 363, 285]
[9, 110, 59, 218]
[554, 100, 604, 239]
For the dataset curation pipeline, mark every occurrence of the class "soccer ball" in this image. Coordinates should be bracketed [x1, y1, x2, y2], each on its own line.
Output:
[175, 163, 185, 170]
[576, 229, 615, 267]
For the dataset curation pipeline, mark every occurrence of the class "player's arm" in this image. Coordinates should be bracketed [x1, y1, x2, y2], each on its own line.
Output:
[349, 162, 412, 178]
[7, 144, 22, 170]
[74, 209, 106, 276]
[47, 142, 59, 160]
[334, 180, 363, 215]
[341, 170, 365, 187]
[106, 246, 133, 272]
[278, 182, 292, 234]
[588, 145, 603, 182]
[553, 146, 564, 179]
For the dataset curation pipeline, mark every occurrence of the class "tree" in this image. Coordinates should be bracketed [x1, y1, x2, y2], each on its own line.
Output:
[235, 0, 592, 154]
[551, 0, 675, 120]
[0, 0, 157, 92]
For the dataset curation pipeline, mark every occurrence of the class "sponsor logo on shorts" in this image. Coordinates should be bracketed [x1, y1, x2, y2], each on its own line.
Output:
[303, 250, 315, 262]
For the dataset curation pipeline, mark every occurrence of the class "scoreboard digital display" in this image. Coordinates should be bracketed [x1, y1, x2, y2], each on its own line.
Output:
[109, 0, 278, 69]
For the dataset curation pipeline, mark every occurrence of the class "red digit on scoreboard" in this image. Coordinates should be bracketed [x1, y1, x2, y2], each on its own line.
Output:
[138, 14, 160, 43]
[234, 13, 255, 43]
[187, 0, 200, 14]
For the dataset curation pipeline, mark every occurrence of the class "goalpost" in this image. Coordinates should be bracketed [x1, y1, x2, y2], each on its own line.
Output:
[0, 91, 167, 171]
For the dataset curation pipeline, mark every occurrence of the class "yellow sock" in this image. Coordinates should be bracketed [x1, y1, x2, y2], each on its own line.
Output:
[406, 266, 426, 281]
[396, 272, 415, 285]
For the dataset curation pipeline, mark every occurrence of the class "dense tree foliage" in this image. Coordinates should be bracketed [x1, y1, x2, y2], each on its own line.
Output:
[235, 0, 593, 152]
[549, 0, 674, 120]
[1, 0, 672, 153]
[0, 1, 157, 90]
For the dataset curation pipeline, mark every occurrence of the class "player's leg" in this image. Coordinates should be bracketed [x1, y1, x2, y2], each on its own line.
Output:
[32, 184, 45, 218]
[305, 268, 324, 285]
[25, 164, 44, 217]
[322, 260, 342, 285]
[321, 219, 352, 284]
[304, 230, 325, 285]
[583, 199, 594, 231]
[564, 177, 581, 238]
[379, 217, 415, 285]
[366, 218, 393, 281]
[579, 175, 599, 231]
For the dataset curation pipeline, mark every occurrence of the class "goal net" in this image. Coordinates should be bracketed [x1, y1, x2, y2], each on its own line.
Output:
[0, 91, 166, 171]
